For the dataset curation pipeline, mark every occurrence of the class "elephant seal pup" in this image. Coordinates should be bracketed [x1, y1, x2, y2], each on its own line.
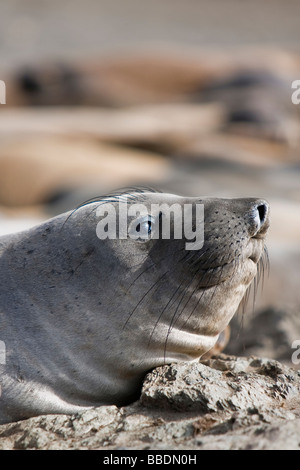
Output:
[0, 189, 269, 423]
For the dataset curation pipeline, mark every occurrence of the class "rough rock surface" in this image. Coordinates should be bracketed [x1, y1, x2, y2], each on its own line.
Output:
[1, 355, 300, 450]
[226, 307, 300, 364]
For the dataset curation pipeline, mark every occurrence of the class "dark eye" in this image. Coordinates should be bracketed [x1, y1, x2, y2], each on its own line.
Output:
[129, 215, 155, 241]
[136, 220, 152, 235]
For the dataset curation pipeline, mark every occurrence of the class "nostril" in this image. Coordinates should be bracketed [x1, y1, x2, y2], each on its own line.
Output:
[251, 201, 269, 236]
[257, 203, 268, 225]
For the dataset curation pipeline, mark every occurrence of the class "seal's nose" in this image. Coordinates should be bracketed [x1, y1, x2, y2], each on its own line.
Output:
[252, 200, 269, 235]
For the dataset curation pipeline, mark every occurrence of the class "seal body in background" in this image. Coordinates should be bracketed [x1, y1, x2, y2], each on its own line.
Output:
[0, 190, 269, 423]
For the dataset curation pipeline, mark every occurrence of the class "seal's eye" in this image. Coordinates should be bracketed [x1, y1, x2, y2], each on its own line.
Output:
[136, 220, 152, 235]
[128, 215, 155, 242]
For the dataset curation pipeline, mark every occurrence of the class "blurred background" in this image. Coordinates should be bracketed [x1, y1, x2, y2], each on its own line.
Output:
[0, 0, 300, 363]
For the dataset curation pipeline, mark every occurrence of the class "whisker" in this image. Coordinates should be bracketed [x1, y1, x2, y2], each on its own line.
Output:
[172, 256, 222, 343]
[61, 185, 161, 230]
[125, 262, 155, 290]
[147, 278, 187, 349]
[162, 268, 206, 360]
[123, 271, 169, 329]
[170, 250, 221, 332]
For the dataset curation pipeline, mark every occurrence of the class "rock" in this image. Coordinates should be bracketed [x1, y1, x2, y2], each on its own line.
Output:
[140, 356, 300, 413]
[1, 355, 300, 450]
[192, 419, 300, 450]
[0, 406, 122, 450]
[226, 306, 300, 364]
